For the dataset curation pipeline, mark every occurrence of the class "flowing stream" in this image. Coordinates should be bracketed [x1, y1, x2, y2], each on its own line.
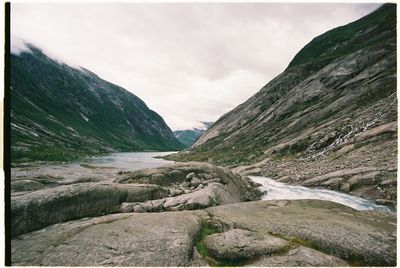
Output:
[12, 152, 393, 212]
[249, 176, 392, 212]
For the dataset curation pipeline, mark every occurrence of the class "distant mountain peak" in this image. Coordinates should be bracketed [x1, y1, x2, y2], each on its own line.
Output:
[173, 121, 214, 148]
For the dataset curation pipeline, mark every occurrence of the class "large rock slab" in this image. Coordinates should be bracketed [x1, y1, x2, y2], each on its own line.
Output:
[12, 162, 262, 237]
[11, 200, 396, 266]
[204, 228, 289, 261]
[11, 182, 168, 236]
[12, 211, 207, 266]
[205, 200, 397, 266]
[248, 246, 348, 267]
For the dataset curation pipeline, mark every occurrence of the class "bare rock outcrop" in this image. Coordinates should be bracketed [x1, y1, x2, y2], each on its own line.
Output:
[11, 162, 262, 237]
[11, 200, 396, 266]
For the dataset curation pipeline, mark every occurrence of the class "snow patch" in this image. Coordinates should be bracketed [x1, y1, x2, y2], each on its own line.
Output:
[11, 123, 39, 137]
[80, 113, 89, 122]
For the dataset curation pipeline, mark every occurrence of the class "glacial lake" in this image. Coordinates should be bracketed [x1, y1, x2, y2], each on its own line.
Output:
[68, 151, 176, 170]
[11, 152, 177, 187]
[12, 152, 392, 212]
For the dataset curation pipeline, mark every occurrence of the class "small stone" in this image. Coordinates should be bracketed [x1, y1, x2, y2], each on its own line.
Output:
[174, 189, 184, 196]
[376, 199, 396, 206]
[191, 177, 201, 187]
[140, 201, 154, 212]
[203, 173, 213, 180]
[380, 179, 397, 186]
[181, 181, 190, 188]
[340, 182, 350, 192]
[151, 199, 165, 211]
[211, 178, 221, 183]
[185, 172, 196, 181]
[120, 202, 136, 213]
[133, 205, 145, 213]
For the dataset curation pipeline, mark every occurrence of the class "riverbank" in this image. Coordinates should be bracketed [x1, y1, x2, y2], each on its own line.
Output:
[231, 141, 397, 207]
[10, 154, 397, 266]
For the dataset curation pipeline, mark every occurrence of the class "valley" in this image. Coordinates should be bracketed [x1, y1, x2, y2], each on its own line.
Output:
[8, 3, 397, 267]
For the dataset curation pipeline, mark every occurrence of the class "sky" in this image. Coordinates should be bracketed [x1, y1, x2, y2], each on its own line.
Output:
[11, 2, 381, 131]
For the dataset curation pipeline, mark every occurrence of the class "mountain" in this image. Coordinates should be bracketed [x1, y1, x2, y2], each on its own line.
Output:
[167, 4, 397, 203]
[10, 45, 184, 162]
[173, 122, 213, 147]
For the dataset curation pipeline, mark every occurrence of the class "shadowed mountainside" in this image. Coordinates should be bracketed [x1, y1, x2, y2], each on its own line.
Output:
[11, 45, 184, 162]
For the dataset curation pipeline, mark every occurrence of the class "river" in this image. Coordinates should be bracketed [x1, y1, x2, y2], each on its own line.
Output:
[12, 152, 392, 211]
[250, 176, 392, 212]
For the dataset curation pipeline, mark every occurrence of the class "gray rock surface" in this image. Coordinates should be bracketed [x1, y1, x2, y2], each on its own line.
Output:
[206, 200, 397, 266]
[204, 228, 289, 260]
[12, 162, 261, 237]
[12, 211, 207, 266]
[114, 162, 262, 212]
[248, 246, 348, 267]
[11, 182, 169, 236]
[11, 200, 396, 267]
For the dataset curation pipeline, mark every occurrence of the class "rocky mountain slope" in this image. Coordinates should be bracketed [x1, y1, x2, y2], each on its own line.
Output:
[174, 122, 213, 147]
[166, 4, 397, 203]
[11, 45, 184, 162]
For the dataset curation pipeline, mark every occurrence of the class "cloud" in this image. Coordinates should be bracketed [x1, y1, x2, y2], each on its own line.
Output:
[11, 3, 381, 130]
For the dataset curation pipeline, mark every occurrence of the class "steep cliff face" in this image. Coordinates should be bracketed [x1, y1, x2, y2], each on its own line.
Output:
[168, 4, 397, 202]
[11, 45, 183, 162]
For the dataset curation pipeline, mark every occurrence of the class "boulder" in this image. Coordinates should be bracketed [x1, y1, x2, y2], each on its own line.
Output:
[163, 183, 239, 211]
[186, 172, 196, 181]
[380, 178, 397, 186]
[190, 177, 201, 187]
[204, 229, 289, 261]
[376, 199, 397, 206]
[115, 162, 262, 207]
[347, 171, 380, 189]
[205, 200, 396, 266]
[11, 183, 169, 236]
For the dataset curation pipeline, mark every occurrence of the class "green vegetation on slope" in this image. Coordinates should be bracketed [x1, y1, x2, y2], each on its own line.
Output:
[11, 45, 184, 162]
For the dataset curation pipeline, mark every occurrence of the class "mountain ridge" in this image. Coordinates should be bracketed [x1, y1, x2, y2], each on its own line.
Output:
[11, 44, 184, 162]
[173, 121, 214, 147]
[166, 4, 397, 203]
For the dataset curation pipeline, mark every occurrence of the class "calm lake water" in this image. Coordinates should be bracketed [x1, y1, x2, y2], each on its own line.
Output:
[68, 151, 176, 170]
[11, 152, 176, 187]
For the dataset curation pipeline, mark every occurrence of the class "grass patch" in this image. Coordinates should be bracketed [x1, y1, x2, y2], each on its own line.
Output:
[196, 223, 219, 258]
[195, 223, 248, 267]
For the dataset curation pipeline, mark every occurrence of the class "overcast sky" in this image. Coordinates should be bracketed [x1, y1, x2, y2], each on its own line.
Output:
[11, 2, 381, 130]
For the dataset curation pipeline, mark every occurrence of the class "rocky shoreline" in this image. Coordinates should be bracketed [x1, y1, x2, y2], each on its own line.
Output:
[11, 161, 397, 266]
[232, 136, 397, 208]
